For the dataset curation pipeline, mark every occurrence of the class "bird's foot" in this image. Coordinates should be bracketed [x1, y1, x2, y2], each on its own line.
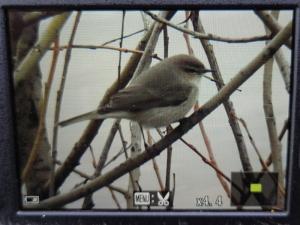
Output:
[178, 117, 188, 125]
[144, 143, 150, 152]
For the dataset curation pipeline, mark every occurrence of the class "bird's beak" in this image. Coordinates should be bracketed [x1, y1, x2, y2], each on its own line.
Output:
[202, 69, 216, 73]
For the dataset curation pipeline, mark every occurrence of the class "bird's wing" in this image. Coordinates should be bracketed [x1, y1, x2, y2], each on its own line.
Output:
[99, 84, 191, 113]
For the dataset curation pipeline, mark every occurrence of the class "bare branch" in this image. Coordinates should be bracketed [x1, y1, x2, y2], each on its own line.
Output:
[145, 11, 272, 44]
[127, 122, 142, 208]
[132, 11, 176, 79]
[147, 131, 164, 191]
[262, 11, 284, 208]
[50, 44, 162, 60]
[254, 10, 292, 49]
[55, 160, 92, 180]
[48, 39, 61, 196]
[118, 124, 136, 191]
[22, 11, 64, 27]
[14, 12, 71, 87]
[21, 13, 74, 182]
[82, 120, 120, 209]
[237, 117, 286, 197]
[108, 187, 122, 209]
[102, 28, 146, 46]
[49, 12, 81, 196]
[275, 49, 291, 93]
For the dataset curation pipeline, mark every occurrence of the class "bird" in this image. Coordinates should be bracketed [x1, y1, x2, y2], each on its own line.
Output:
[59, 54, 214, 128]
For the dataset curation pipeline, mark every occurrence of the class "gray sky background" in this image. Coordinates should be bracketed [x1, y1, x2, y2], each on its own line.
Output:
[38, 10, 293, 209]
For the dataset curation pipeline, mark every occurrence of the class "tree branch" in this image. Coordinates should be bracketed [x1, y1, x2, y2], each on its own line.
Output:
[14, 12, 71, 87]
[254, 10, 292, 49]
[145, 11, 272, 44]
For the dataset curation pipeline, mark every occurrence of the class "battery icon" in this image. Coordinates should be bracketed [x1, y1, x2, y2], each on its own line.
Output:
[133, 192, 150, 206]
[24, 195, 39, 205]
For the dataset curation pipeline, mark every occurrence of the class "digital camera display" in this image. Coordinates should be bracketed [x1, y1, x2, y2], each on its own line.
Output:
[7, 9, 293, 211]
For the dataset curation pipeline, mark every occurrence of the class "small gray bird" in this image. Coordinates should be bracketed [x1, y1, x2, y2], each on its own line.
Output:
[59, 54, 213, 128]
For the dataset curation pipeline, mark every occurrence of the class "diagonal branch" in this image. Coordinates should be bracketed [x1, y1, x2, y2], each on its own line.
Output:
[14, 12, 71, 87]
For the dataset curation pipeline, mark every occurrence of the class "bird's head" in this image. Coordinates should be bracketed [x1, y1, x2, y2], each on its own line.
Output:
[169, 54, 214, 82]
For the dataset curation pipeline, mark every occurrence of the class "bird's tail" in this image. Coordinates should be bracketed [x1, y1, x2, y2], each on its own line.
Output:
[59, 110, 103, 127]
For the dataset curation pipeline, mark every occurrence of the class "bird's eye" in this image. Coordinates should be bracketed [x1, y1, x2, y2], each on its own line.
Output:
[184, 67, 198, 73]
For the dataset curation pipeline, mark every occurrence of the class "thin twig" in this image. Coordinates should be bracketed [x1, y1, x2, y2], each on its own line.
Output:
[55, 160, 130, 199]
[132, 11, 176, 80]
[163, 26, 169, 59]
[118, 11, 126, 89]
[262, 10, 284, 208]
[237, 117, 286, 196]
[274, 49, 291, 93]
[108, 187, 122, 209]
[178, 135, 241, 192]
[96, 120, 121, 174]
[48, 39, 60, 196]
[82, 120, 120, 209]
[140, 12, 150, 31]
[239, 118, 269, 170]
[165, 126, 173, 192]
[102, 28, 146, 46]
[202, 74, 242, 92]
[147, 131, 164, 191]
[265, 118, 289, 167]
[254, 10, 292, 49]
[118, 124, 136, 190]
[171, 173, 176, 207]
[145, 11, 272, 44]
[103, 146, 128, 168]
[183, 12, 194, 56]
[49, 12, 81, 195]
[88, 145, 97, 169]
[50, 44, 162, 61]
[55, 160, 92, 179]
[109, 185, 130, 199]
[163, 25, 172, 193]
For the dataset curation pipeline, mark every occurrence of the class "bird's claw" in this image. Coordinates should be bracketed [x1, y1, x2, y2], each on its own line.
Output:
[178, 117, 188, 125]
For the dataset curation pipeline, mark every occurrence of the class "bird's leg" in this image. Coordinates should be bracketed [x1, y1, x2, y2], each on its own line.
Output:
[139, 124, 149, 151]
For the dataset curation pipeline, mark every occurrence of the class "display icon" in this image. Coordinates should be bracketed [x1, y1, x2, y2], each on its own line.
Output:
[250, 183, 262, 193]
[133, 192, 151, 206]
[231, 172, 278, 207]
[133, 191, 172, 207]
[157, 191, 170, 206]
[23, 195, 39, 205]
